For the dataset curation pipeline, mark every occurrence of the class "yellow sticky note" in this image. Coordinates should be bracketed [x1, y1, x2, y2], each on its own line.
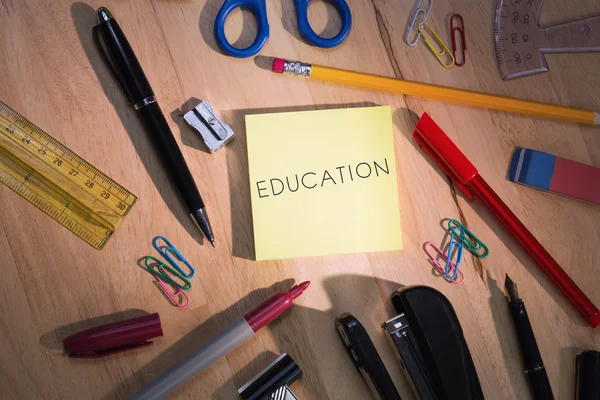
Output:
[246, 106, 402, 260]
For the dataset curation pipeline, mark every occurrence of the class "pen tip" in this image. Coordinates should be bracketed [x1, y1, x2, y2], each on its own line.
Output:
[288, 281, 311, 299]
[504, 274, 519, 302]
[210, 239, 216, 248]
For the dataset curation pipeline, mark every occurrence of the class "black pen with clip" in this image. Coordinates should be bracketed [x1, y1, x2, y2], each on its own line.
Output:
[505, 274, 554, 400]
[93, 7, 215, 246]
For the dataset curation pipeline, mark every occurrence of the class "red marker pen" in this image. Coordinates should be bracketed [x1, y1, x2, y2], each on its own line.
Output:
[131, 281, 310, 400]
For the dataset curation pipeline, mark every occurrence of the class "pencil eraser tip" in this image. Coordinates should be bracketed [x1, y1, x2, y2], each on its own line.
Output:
[272, 58, 285, 73]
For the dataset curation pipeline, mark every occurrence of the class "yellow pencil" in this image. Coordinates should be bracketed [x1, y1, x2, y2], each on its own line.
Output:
[271, 58, 599, 126]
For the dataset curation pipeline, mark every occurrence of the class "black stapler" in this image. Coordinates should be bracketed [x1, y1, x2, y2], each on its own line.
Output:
[381, 286, 484, 400]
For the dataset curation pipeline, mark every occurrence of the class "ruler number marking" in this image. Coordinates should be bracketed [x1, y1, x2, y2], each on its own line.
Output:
[0, 163, 109, 249]
[0, 102, 134, 231]
[498, 0, 537, 75]
[11, 126, 129, 210]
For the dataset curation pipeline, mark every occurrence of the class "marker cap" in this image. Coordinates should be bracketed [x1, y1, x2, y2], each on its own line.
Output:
[64, 312, 163, 358]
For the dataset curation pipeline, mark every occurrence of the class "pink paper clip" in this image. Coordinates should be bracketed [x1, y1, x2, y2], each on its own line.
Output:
[450, 14, 466, 67]
[424, 242, 465, 284]
[153, 271, 190, 309]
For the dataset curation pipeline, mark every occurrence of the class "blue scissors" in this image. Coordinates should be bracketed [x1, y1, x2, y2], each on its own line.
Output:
[215, 0, 352, 58]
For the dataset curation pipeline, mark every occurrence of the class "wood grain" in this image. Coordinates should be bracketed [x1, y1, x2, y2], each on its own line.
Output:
[0, 0, 599, 399]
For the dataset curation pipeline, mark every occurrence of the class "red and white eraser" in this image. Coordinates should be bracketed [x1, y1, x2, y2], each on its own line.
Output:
[272, 58, 285, 73]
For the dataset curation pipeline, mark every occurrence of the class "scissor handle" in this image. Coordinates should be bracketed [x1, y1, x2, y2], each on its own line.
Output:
[214, 0, 270, 58]
[294, 0, 352, 48]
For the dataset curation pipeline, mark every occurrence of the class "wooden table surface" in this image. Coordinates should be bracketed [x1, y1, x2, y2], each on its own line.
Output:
[1, 0, 599, 399]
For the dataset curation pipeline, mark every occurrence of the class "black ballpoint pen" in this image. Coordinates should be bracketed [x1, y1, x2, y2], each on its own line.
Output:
[93, 7, 216, 247]
[504, 274, 554, 400]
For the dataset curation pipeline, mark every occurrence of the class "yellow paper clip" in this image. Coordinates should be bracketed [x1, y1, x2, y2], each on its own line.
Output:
[418, 22, 455, 68]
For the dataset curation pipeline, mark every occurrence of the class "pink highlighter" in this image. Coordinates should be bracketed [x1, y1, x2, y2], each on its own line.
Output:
[509, 148, 600, 205]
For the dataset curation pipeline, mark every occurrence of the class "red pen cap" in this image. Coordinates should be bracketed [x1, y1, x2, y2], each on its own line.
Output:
[413, 113, 478, 198]
[64, 313, 163, 359]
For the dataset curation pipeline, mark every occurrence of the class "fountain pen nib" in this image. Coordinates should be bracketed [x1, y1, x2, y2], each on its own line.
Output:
[504, 274, 520, 302]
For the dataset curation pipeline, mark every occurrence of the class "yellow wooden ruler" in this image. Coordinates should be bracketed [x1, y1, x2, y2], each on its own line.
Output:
[0, 100, 136, 249]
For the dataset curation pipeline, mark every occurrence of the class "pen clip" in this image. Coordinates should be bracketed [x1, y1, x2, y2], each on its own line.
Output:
[92, 25, 133, 105]
[414, 132, 473, 199]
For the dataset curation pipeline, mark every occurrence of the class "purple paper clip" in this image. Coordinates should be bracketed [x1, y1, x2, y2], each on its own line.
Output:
[424, 242, 465, 284]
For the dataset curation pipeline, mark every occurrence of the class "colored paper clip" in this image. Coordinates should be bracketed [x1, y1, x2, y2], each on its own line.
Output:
[445, 229, 464, 280]
[144, 256, 192, 291]
[154, 273, 190, 309]
[450, 14, 467, 66]
[418, 22, 455, 68]
[447, 219, 489, 258]
[153, 236, 196, 278]
[424, 242, 465, 284]
[405, 0, 433, 46]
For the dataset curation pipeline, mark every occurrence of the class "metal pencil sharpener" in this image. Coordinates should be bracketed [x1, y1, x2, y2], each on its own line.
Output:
[183, 100, 234, 153]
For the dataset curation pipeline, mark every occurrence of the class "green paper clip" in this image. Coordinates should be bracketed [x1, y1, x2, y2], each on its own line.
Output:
[144, 256, 192, 291]
[447, 219, 489, 258]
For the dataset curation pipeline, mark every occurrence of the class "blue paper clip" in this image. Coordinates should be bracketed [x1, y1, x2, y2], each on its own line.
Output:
[153, 236, 196, 278]
[445, 229, 464, 280]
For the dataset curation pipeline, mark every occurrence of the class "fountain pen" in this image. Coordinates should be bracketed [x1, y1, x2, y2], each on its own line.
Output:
[94, 7, 215, 246]
[505, 274, 554, 400]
